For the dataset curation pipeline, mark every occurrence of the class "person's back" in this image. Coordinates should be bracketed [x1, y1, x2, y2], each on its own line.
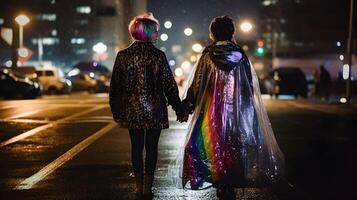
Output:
[112, 41, 172, 129]
[176, 16, 285, 200]
[109, 13, 185, 199]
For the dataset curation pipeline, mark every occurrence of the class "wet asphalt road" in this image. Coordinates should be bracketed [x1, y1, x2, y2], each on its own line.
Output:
[0, 93, 356, 200]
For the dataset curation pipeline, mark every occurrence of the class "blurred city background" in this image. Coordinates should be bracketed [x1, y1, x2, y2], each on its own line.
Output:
[0, 1, 357, 200]
[0, 0, 356, 102]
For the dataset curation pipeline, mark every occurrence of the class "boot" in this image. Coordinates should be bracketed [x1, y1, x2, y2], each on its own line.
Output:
[216, 187, 235, 200]
[143, 174, 154, 200]
[134, 173, 143, 199]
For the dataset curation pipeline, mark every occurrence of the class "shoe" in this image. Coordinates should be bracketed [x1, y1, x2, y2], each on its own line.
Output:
[134, 173, 143, 199]
[143, 175, 154, 200]
[216, 187, 235, 200]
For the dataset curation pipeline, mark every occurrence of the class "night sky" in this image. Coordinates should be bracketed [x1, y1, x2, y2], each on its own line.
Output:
[148, 0, 260, 59]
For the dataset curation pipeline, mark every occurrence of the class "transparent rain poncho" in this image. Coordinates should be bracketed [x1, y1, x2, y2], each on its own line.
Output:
[168, 41, 285, 190]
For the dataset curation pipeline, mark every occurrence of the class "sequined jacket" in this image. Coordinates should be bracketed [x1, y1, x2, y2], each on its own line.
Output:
[109, 41, 183, 129]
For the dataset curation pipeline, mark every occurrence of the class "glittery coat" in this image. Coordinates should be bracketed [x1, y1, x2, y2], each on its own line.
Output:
[109, 41, 183, 129]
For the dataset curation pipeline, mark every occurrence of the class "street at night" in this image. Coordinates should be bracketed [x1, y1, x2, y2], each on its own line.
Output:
[1, 0, 357, 199]
[0, 93, 356, 199]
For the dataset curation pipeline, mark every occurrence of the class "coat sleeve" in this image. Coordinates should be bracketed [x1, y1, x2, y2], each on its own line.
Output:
[161, 53, 184, 116]
[182, 54, 206, 114]
[109, 52, 123, 120]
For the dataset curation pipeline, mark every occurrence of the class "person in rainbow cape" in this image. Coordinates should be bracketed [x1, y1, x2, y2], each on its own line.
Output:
[169, 16, 285, 200]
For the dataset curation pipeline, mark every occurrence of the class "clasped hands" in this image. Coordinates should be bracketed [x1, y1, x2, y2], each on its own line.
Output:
[177, 111, 189, 123]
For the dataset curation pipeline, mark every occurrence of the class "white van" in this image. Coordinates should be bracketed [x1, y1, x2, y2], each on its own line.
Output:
[35, 68, 72, 94]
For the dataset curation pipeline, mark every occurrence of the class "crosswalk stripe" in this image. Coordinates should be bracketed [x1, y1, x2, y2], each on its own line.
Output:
[14, 123, 117, 190]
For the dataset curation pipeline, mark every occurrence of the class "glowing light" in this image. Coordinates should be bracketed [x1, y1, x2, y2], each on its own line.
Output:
[257, 40, 265, 47]
[339, 55, 344, 61]
[164, 21, 172, 29]
[89, 72, 95, 78]
[92, 42, 107, 53]
[192, 43, 203, 53]
[184, 28, 193, 36]
[5, 60, 12, 67]
[15, 15, 30, 26]
[68, 68, 80, 77]
[336, 41, 341, 47]
[242, 45, 249, 51]
[169, 59, 176, 66]
[181, 61, 191, 73]
[343, 64, 349, 80]
[340, 97, 347, 104]
[175, 67, 183, 77]
[18, 48, 29, 57]
[190, 55, 197, 62]
[160, 33, 168, 41]
[240, 21, 253, 33]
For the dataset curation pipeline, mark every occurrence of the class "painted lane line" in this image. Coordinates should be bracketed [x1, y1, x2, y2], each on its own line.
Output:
[14, 123, 117, 190]
[0, 119, 50, 124]
[0, 106, 105, 148]
[0, 104, 18, 110]
[4, 106, 56, 120]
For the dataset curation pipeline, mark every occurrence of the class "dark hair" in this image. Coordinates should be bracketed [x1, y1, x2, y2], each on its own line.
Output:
[209, 16, 235, 41]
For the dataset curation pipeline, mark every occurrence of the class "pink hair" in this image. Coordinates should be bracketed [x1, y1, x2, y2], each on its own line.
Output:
[128, 13, 160, 42]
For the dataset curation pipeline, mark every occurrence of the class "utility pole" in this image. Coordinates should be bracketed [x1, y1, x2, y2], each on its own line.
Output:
[346, 0, 355, 104]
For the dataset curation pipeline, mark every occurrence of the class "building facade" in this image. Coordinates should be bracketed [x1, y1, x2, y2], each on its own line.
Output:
[259, 0, 355, 58]
[0, 0, 146, 70]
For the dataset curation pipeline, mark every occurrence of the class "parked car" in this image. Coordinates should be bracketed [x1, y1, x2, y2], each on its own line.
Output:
[0, 69, 42, 99]
[67, 73, 98, 93]
[36, 68, 72, 94]
[11, 66, 38, 81]
[67, 61, 111, 93]
[267, 67, 308, 98]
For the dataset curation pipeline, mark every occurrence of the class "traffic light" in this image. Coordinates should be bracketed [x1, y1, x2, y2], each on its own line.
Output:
[255, 40, 266, 57]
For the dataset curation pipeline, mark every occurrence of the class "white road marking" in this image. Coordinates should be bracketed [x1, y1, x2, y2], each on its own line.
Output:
[0, 106, 105, 148]
[0, 104, 18, 110]
[14, 123, 117, 190]
[4, 106, 56, 120]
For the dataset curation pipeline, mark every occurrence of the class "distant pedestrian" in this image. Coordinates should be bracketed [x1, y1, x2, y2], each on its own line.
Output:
[314, 65, 332, 101]
[109, 13, 187, 200]
[169, 16, 285, 200]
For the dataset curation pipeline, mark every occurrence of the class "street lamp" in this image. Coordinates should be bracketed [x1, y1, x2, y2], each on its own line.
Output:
[164, 21, 172, 29]
[92, 42, 107, 54]
[160, 33, 168, 41]
[192, 43, 203, 53]
[92, 42, 108, 61]
[240, 21, 253, 33]
[15, 15, 30, 48]
[184, 28, 193, 36]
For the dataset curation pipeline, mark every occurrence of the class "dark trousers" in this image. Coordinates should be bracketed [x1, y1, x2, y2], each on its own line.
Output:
[128, 128, 161, 175]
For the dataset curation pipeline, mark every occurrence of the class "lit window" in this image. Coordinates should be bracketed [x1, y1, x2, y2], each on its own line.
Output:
[280, 18, 287, 24]
[76, 6, 91, 14]
[51, 30, 57, 36]
[32, 38, 59, 45]
[37, 14, 56, 21]
[76, 49, 88, 54]
[262, 0, 278, 6]
[0, 18, 4, 25]
[73, 19, 89, 25]
[70, 38, 86, 44]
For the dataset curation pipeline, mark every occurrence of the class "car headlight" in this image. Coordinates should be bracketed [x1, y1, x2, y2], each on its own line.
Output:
[66, 80, 72, 86]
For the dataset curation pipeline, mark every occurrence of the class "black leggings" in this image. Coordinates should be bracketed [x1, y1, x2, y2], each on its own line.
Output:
[128, 129, 161, 175]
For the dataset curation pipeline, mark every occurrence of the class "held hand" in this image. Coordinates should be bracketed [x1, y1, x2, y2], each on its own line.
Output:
[177, 113, 189, 123]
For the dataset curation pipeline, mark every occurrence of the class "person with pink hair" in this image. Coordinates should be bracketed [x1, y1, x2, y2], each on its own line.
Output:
[109, 13, 187, 200]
